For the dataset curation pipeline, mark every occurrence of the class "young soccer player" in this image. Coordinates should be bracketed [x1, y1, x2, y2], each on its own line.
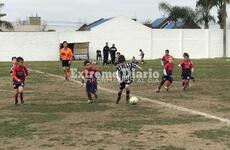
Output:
[161, 49, 171, 66]
[131, 56, 138, 64]
[116, 55, 143, 104]
[82, 60, 100, 104]
[60, 41, 73, 81]
[12, 57, 29, 105]
[179, 53, 194, 91]
[10, 57, 17, 75]
[139, 49, 145, 64]
[156, 57, 174, 92]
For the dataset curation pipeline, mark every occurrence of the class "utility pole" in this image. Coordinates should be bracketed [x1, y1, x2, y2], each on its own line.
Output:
[223, 0, 227, 57]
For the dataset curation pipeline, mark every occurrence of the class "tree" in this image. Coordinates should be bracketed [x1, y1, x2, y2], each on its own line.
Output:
[196, 0, 216, 29]
[213, 0, 230, 29]
[0, 3, 14, 31]
[0, 20, 14, 31]
[159, 2, 200, 28]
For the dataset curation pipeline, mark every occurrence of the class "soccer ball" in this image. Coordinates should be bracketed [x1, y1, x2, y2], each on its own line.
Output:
[129, 96, 139, 105]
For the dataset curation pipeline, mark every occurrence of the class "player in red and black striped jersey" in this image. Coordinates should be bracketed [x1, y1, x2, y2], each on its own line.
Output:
[178, 53, 194, 91]
[82, 60, 101, 104]
[12, 57, 29, 104]
[10, 57, 17, 75]
[161, 49, 172, 66]
[156, 57, 174, 92]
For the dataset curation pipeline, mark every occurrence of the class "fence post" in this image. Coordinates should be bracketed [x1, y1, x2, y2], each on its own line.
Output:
[207, 30, 210, 58]
[180, 29, 184, 58]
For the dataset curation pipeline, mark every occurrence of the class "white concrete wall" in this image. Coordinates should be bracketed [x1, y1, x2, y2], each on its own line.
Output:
[151, 29, 228, 59]
[152, 29, 182, 59]
[0, 32, 59, 61]
[227, 30, 230, 57]
[0, 18, 229, 62]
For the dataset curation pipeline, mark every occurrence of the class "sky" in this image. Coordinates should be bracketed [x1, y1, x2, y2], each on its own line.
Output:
[1, 0, 230, 27]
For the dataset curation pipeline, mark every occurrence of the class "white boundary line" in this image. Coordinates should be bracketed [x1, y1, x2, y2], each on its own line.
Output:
[32, 70, 230, 125]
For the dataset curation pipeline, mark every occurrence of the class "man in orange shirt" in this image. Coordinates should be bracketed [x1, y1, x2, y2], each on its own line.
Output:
[60, 41, 73, 80]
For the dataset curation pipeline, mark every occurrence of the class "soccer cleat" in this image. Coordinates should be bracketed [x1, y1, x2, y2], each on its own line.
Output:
[94, 94, 98, 99]
[164, 86, 169, 92]
[155, 89, 160, 93]
[183, 86, 187, 91]
[116, 98, 120, 104]
[15, 101, 18, 105]
[87, 100, 93, 104]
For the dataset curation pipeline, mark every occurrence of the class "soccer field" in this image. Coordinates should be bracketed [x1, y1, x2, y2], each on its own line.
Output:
[0, 59, 230, 150]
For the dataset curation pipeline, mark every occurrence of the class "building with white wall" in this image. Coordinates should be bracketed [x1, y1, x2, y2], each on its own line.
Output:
[0, 16, 229, 61]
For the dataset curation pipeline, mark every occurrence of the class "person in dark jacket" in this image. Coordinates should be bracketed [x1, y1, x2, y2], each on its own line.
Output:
[110, 44, 117, 65]
[103, 42, 110, 65]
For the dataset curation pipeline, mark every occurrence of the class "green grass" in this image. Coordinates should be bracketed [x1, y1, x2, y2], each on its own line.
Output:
[98, 115, 210, 133]
[4, 102, 110, 113]
[159, 145, 186, 150]
[21, 58, 230, 81]
[1, 59, 230, 149]
[0, 114, 62, 138]
[193, 127, 230, 147]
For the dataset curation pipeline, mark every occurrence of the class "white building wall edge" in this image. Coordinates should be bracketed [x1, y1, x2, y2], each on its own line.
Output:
[0, 30, 229, 61]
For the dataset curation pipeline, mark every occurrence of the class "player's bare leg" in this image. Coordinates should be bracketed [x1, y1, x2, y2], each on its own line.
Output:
[125, 85, 130, 104]
[18, 86, 24, 104]
[183, 80, 189, 91]
[64, 68, 68, 80]
[92, 92, 98, 100]
[156, 80, 165, 93]
[87, 92, 93, 104]
[15, 89, 19, 105]
[66, 68, 71, 80]
[164, 81, 171, 92]
[116, 89, 123, 104]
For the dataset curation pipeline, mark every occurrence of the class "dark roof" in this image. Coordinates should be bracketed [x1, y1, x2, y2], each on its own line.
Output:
[78, 18, 112, 31]
[151, 18, 167, 27]
[164, 21, 184, 29]
[87, 18, 111, 29]
[150, 17, 200, 29]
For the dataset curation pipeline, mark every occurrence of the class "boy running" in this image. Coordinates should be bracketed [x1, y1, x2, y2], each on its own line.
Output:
[139, 49, 145, 64]
[161, 49, 171, 66]
[179, 53, 194, 91]
[156, 57, 174, 92]
[12, 57, 29, 105]
[60, 41, 73, 81]
[82, 60, 100, 104]
[116, 55, 143, 104]
[10, 57, 17, 75]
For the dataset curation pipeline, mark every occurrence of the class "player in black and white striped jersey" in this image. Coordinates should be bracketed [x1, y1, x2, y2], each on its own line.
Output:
[116, 55, 143, 104]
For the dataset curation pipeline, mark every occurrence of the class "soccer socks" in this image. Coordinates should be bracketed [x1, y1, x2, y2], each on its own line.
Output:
[87, 92, 92, 101]
[116, 90, 130, 104]
[64, 70, 67, 80]
[183, 80, 189, 91]
[157, 80, 165, 92]
[126, 90, 130, 104]
[20, 93, 24, 104]
[67, 69, 71, 80]
[15, 93, 18, 104]
[93, 93, 98, 99]
[116, 91, 122, 104]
